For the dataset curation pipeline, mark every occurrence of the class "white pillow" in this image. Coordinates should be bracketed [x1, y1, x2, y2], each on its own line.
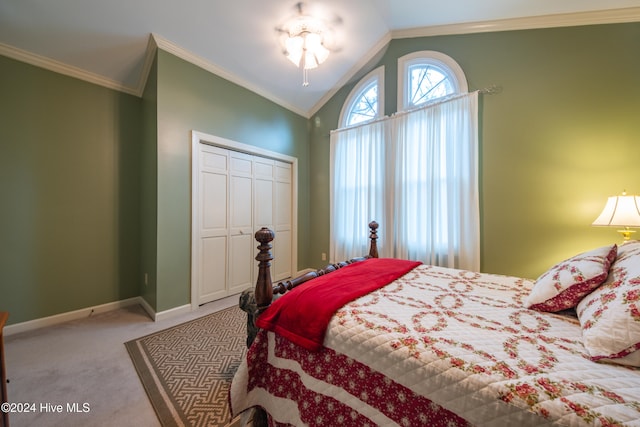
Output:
[525, 244, 617, 312]
[577, 241, 640, 366]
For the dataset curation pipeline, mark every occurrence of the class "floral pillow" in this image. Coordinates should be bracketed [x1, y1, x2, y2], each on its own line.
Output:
[577, 241, 640, 366]
[524, 244, 617, 312]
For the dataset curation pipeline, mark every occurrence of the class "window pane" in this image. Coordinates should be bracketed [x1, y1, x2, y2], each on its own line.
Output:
[409, 64, 454, 106]
[347, 83, 378, 126]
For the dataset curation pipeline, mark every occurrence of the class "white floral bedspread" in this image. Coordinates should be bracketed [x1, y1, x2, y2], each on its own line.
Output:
[231, 265, 640, 426]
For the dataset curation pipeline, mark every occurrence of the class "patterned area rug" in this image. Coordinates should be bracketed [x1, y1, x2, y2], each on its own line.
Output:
[125, 306, 247, 427]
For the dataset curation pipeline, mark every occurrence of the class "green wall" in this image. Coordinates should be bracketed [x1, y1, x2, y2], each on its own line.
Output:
[140, 55, 159, 309]
[310, 22, 640, 279]
[2, 21, 639, 325]
[0, 55, 142, 324]
[149, 50, 310, 312]
[0, 48, 309, 324]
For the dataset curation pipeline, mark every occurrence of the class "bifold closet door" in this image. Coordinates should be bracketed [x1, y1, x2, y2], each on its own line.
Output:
[194, 142, 294, 305]
[197, 145, 229, 305]
[253, 157, 275, 284]
[228, 152, 254, 295]
[253, 158, 293, 282]
[274, 161, 293, 281]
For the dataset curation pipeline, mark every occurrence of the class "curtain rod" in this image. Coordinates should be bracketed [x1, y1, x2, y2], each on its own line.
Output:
[329, 85, 502, 135]
[479, 84, 502, 95]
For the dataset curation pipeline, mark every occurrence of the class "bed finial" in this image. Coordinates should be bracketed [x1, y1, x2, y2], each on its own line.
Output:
[255, 227, 275, 315]
[368, 221, 379, 258]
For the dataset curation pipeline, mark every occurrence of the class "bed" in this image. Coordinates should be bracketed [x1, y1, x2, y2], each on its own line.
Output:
[230, 222, 640, 426]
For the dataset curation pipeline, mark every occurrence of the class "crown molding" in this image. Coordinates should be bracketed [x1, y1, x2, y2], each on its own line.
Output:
[391, 7, 640, 39]
[2, 7, 640, 118]
[313, 7, 640, 116]
[133, 35, 160, 97]
[0, 41, 140, 96]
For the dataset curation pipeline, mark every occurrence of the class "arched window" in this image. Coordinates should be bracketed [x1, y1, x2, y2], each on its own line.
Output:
[398, 51, 468, 110]
[332, 51, 479, 271]
[339, 67, 384, 127]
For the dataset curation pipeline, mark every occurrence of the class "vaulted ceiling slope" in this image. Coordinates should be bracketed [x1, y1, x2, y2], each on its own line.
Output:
[1, 1, 640, 117]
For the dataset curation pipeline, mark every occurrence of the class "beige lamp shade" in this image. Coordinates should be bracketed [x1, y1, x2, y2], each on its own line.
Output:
[592, 193, 640, 240]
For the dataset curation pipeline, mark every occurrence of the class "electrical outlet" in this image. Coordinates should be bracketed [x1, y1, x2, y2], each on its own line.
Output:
[321, 252, 327, 261]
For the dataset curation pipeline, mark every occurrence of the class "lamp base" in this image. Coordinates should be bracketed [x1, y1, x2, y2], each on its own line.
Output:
[617, 228, 636, 241]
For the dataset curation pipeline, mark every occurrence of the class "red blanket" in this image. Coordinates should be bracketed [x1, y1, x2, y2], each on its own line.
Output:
[256, 258, 421, 351]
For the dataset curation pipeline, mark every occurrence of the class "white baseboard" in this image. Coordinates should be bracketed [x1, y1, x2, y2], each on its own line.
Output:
[136, 296, 158, 321]
[198, 294, 240, 313]
[4, 297, 142, 337]
[154, 303, 192, 322]
[4, 294, 244, 336]
[150, 295, 239, 322]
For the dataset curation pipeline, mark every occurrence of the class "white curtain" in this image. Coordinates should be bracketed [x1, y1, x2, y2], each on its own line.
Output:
[331, 91, 479, 271]
[392, 92, 479, 270]
[330, 119, 389, 262]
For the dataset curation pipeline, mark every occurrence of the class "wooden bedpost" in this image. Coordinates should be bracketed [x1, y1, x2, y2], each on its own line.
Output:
[241, 222, 379, 427]
[368, 221, 379, 258]
[247, 228, 275, 427]
[254, 227, 275, 316]
[241, 222, 380, 348]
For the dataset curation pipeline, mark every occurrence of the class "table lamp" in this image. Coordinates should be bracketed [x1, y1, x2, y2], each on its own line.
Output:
[592, 191, 640, 241]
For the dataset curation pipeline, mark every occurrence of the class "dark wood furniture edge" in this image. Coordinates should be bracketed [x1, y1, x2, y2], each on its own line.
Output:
[237, 222, 378, 426]
[0, 312, 8, 427]
[239, 221, 379, 348]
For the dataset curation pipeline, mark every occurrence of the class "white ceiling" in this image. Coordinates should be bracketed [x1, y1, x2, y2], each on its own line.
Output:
[2, 0, 640, 117]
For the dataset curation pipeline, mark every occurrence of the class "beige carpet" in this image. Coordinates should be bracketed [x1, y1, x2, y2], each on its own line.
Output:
[126, 306, 247, 427]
